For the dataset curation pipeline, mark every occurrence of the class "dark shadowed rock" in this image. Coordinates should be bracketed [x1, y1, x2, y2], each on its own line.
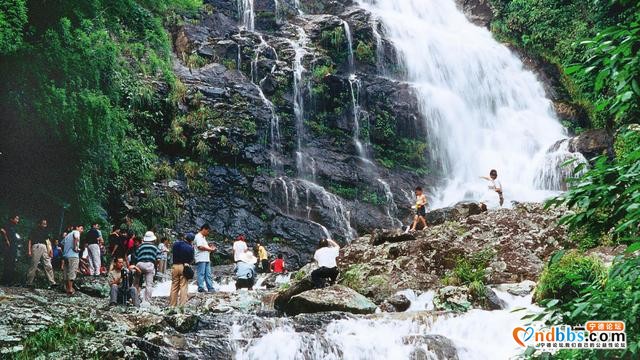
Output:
[404, 335, 459, 360]
[75, 276, 110, 298]
[380, 293, 411, 312]
[455, 0, 494, 27]
[371, 228, 416, 245]
[484, 287, 507, 310]
[567, 128, 613, 160]
[285, 285, 377, 315]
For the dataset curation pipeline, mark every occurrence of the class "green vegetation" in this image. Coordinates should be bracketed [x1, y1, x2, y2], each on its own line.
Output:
[534, 251, 606, 303]
[0, 0, 202, 227]
[489, 0, 639, 129]
[15, 318, 96, 360]
[534, 255, 640, 359]
[355, 41, 375, 64]
[442, 249, 493, 297]
[320, 26, 348, 65]
[546, 129, 640, 246]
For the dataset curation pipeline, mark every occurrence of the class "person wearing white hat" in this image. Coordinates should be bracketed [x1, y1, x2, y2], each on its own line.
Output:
[234, 250, 257, 290]
[131, 230, 159, 303]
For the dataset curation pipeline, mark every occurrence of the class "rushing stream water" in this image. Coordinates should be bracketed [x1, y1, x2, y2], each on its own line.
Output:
[229, 287, 539, 359]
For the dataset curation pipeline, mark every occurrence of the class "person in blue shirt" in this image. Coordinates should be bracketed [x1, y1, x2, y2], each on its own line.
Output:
[169, 233, 195, 306]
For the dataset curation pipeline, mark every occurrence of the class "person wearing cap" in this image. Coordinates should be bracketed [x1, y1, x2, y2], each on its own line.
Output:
[169, 233, 195, 306]
[132, 231, 159, 303]
[233, 234, 248, 262]
[194, 224, 216, 293]
[235, 250, 257, 290]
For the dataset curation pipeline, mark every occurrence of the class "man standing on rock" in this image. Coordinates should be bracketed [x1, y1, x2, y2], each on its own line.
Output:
[233, 234, 247, 263]
[26, 219, 57, 288]
[85, 222, 103, 276]
[1, 214, 20, 286]
[62, 224, 83, 295]
[169, 232, 195, 306]
[194, 224, 216, 293]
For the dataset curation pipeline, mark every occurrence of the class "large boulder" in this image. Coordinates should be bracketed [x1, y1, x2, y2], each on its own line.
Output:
[455, 0, 494, 28]
[284, 285, 377, 315]
[426, 201, 485, 226]
[567, 128, 613, 160]
[273, 264, 317, 310]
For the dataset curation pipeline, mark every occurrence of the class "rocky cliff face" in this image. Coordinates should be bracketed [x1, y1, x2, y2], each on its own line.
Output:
[135, 0, 436, 267]
[121, 0, 595, 268]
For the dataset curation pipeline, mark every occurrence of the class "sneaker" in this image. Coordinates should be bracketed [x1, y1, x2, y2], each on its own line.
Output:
[198, 288, 206, 293]
[49, 283, 58, 290]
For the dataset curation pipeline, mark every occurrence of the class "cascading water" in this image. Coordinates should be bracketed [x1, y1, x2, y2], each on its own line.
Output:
[342, 20, 356, 72]
[359, 0, 573, 207]
[238, 0, 255, 31]
[234, 287, 540, 359]
[371, 19, 386, 73]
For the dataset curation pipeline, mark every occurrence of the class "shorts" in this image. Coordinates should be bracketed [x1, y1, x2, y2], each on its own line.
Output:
[64, 258, 79, 281]
[417, 206, 426, 217]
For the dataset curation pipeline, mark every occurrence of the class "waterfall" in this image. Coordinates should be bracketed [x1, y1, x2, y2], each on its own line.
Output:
[371, 19, 386, 74]
[359, 0, 570, 207]
[290, 26, 310, 176]
[377, 179, 401, 228]
[342, 20, 356, 72]
[349, 75, 367, 159]
[238, 0, 255, 31]
[533, 140, 588, 191]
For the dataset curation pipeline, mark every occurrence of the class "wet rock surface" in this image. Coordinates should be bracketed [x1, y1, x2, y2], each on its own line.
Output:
[285, 284, 378, 315]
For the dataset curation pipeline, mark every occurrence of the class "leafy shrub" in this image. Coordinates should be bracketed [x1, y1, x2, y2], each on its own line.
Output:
[355, 41, 375, 64]
[534, 250, 606, 303]
[537, 254, 640, 359]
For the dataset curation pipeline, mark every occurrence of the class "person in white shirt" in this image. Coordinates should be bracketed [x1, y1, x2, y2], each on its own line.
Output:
[480, 169, 504, 209]
[194, 224, 216, 293]
[311, 238, 340, 288]
[233, 235, 248, 263]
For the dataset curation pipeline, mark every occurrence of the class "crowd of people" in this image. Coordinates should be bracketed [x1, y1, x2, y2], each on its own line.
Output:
[0, 169, 502, 308]
[0, 217, 293, 308]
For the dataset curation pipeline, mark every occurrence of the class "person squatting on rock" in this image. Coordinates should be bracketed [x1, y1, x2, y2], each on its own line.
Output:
[194, 224, 216, 293]
[26, 219, 57, 288]
[235, 250, 257, 290]
[132, 231, 159, 303]
[85, 222, 103, 276]
[1, 215, 20, 286]
[480, 169, 504, 208]
[311, 239, 340, 289]
[169, 232, 195, 306]
[270, 253, 286, 274]
[409, 186, 428, 232]
[256, 241, 269, 273]
[108, 257, 140, 307]
[62, 225, 83, 295]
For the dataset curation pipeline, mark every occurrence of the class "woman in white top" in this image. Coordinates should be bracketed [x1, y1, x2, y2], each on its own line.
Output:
[311, 238, 340, 288]
[480, 169, 504, 209]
